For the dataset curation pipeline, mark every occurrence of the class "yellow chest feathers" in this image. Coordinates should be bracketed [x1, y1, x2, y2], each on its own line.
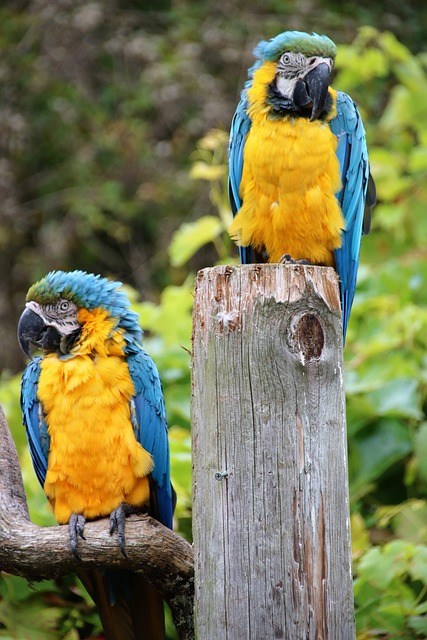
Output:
[37, 310, 153, 524]
[229, 63, 344, 265]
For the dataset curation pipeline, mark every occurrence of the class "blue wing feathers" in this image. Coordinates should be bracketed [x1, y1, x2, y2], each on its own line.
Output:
[228, 92, 254, 264]
[20, 357, 49, 487]
[228, 93, 250, 215]
[330, 91, 372, 339]
[127, 350, 173, 529]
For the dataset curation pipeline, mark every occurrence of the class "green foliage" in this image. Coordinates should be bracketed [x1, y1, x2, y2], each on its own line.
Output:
[169, 129, 234, 267]
[0, 574, 102, 640]
[354, 541, 427, 638]
[330, 28, 427, 637]
[169, 215, 224, 268]
[337, 28, 427, 520]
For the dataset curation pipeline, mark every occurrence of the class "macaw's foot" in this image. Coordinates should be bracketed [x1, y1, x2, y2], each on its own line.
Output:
[279, 254, 312, 265]
[69, 513, 86, 560]
[109, 503, 141, 558]
[279, 254, 295, 264]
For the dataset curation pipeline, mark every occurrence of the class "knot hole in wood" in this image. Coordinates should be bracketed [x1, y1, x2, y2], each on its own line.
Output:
[288, 312, 324, 362]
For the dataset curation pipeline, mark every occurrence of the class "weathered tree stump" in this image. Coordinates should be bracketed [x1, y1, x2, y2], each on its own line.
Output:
[191, 264, 355, 640]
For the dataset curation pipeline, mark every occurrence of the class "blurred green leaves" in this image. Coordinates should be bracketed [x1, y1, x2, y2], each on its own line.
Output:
[0, 574, 102, 640]
[349, 419, 412, 500]
[332, 27, 427, 638]
[354, 541, 427, 637]
[169, 129, 234, 268]
[169, 215, 224, 267]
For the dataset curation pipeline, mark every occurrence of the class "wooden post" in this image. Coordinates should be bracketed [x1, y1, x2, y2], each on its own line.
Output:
[191, 264, 355, 640]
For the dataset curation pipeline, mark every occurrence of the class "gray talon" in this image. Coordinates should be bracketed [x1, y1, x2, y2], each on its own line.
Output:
[69, 513, 86, 560]
[109, 503, 135, 558]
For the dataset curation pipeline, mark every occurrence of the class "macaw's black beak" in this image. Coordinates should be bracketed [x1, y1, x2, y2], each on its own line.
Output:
[17, 307, 61, 357]
[304, 62, 331, 122]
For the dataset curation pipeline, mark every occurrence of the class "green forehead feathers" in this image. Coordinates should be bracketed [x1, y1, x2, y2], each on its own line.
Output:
[254, 30, 337, 63]
[26, 280, 70, 305]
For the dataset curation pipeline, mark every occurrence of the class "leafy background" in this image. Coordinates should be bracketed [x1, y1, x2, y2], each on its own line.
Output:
[1, 1, 427, 638]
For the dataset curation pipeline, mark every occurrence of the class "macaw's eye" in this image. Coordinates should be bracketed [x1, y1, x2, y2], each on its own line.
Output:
[280, 53, 291, 64]
[59, 300, 71, 312]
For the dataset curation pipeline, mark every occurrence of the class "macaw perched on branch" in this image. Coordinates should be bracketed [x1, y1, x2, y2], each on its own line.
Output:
[17, 270, 173, 640]
[228, 30, 376, 339]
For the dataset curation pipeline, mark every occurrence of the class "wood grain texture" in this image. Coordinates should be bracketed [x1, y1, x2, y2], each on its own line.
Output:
[0, 406, 194, 640]
[191, 264, 355, 640]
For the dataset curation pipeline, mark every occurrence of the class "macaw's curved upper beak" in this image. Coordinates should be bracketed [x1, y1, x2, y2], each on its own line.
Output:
[304, 61, 331, 122]
[17, 307, 61, 357]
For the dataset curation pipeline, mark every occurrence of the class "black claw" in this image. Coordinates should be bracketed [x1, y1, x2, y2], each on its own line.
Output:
[279, 254, 312, 266]
[279, 254, 296, 264]
[69, 513, 86, 560]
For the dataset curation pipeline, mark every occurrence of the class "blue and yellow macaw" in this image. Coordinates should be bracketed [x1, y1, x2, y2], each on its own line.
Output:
[228, 30, 376, 339]
[17, 270, 173, 640]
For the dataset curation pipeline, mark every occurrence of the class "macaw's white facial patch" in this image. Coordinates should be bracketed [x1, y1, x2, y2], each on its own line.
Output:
[26, 299, 80, 336]
[275, 76, 297, 99]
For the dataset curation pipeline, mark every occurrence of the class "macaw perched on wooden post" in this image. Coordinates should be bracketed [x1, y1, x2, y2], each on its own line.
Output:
[17, 270, 173, 640]
[228, 30, 376, 339]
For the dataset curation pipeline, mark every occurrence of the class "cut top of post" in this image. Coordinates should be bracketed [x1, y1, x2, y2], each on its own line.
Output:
[192, 263, 342, 362]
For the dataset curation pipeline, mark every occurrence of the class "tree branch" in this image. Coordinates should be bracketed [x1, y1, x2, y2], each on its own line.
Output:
[0, 406, 194, 639]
